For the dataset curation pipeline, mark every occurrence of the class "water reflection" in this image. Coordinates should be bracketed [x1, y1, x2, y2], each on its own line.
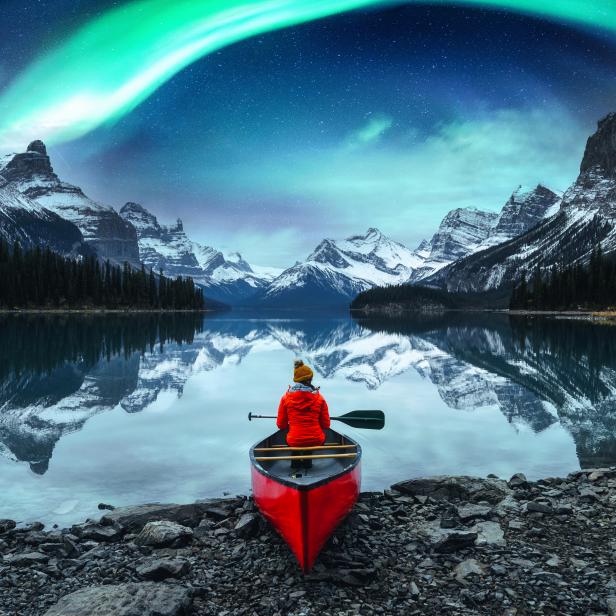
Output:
[355, 313, 616, 468]
[1, 312, 615, 524]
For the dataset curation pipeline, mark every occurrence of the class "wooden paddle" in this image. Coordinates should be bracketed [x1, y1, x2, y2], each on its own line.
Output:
[248, 410, 385, 430]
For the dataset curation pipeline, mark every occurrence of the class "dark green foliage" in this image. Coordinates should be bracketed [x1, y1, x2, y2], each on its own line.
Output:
[0, 312, 204, 381]
[350, 284, 511, 310]
[510, 244, 616, 310]
[0, 238, 205, 310]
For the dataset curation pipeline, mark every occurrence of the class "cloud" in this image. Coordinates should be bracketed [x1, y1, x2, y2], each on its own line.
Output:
[345, 113, 393, 149]
[218, 105, 588, 249]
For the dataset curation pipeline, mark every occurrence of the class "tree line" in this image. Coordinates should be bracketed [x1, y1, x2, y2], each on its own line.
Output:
[510, 244, 616, 310]
[0, 238, 205, 310]
[0, 312, 204, 381]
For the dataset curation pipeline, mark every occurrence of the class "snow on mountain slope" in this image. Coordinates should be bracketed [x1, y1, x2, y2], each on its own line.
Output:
[426, 113, 616, 293]
[0, 141, 139, 264]
[254, 186, 562, 308]
[252, 228, 424, 307]
[0, 178, 85, 255]
[120, 202, 203, 278]
[119, 200, 279, 303]
[428, 208, 499, 262]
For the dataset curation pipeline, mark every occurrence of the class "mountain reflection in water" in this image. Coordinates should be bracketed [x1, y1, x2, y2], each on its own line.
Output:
[1, 312, 614, 525]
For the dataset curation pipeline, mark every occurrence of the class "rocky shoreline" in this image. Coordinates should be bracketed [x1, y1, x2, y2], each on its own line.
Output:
[2, 469, 616, 615]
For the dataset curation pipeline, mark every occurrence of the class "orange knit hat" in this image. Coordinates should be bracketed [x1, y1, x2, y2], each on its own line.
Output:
[293, 359, 314, 383]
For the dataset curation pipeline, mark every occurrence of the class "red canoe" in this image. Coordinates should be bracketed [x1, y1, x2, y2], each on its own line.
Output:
[250, 428, 361, 572]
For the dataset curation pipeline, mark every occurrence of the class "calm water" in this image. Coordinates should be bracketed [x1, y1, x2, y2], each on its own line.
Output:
[1, 312, 615, 526]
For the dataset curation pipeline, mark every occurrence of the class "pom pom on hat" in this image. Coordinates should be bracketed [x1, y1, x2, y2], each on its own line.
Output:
[293, 359, 314, 383]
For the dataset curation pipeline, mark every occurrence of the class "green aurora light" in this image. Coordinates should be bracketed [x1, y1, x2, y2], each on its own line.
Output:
[0, 0, 614, 147]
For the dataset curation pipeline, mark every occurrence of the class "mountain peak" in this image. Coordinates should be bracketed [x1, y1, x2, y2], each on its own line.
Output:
[580, 112, 616, 179]
[347, 227, 384, 243]
[1, 140, 56, 183]
[120, 201, 148, 215]
[27, 140, 47, 156]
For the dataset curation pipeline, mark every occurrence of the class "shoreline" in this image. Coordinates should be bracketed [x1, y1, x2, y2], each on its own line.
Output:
[0, 308, 223, 315]
[351, 306, 616, 322]
[2, 468, 616, 615]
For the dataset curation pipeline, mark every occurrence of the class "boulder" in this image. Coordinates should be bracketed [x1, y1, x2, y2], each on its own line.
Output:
[508, 473, 529, 489]
[0, 519, 16, 534]
[391, 476, 509, 504]
[454, 558, 485, 583]
[456, 504, 492, 523]
[434, 531, 478, 553]
[526, 501, 554, 514]
[471, 521, 506, 547]
[101, 504, 204, 532]
[234, 513, 260, 538]
[100, 499, 238, 532]
[78, 525, 123, 542]
[3, 551, 49, 566]
[136, 558, 191, 581]
[135, 521, 193, 548]
[43, 583, 192, 616]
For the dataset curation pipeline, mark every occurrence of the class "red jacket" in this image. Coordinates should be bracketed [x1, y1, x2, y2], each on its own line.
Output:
[277, 384, 330, 447]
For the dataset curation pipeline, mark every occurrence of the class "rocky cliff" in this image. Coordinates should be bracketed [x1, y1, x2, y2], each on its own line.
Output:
[1, 142, 139, 264]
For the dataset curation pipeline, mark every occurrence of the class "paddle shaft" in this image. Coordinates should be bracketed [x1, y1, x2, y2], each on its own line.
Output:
[249, 414, 375, 422]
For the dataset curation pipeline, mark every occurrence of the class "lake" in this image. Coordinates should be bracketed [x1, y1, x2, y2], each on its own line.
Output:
[1, 311, 615, 527]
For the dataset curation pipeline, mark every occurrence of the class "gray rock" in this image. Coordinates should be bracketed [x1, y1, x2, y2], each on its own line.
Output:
[434, 531, 478, 553]
[42, 582, 192, 616]
[0, 519, 16, 534]
[508, 473, 529, 489]
[3, 551, 49, 566]
[456, 504, 492, 523]
[545, 555, 561, 567]
[607, 596, 616, 616]
[100, 503, 209, 532]
[135, 521, 193, 548]
[556, 503, 573, 515]
[579, 487, 599, 502]
[136, 558, 190, 581]
[391, 476, 509, 504]
[79, 525, 123, 542]
[532, 570, 565, 585]
[454, 558, 485, 582]
[13, 522, 44, 533]
[234, 513, 260, 538]
[526, 501, 554, 514]
[471, 521, 505, 547]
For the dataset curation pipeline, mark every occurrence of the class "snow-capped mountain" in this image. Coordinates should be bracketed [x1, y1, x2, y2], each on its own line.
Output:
[428, 208, 499, 262]
[119, 202, 203, 278]
[426, 113, 616, 293]
[250, 186, 562, 308]
[194, 246, 282, 304]
[408, 208, 499, 283]
[0, 141, 139, 265]
[249, 228, 425, 307]
[119, 201, 281, 303]
[0, 177, 85, 255]
[409, 186, 560, 284]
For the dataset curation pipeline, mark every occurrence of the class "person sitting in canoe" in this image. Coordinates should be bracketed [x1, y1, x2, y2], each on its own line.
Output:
[277, 360, 330, 458]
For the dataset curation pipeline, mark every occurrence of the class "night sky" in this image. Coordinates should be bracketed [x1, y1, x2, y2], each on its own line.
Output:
[1, 1, 615, 266]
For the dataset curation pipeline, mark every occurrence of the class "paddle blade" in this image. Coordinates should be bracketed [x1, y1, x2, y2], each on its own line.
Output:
[332, 410, 385, 430]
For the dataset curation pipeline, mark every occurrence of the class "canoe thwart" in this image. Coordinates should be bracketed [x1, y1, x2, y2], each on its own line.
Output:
[255, 453, 358, 462]
[254, 444, 357, 452]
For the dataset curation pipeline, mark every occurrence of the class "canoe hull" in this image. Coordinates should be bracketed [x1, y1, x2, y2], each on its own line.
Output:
[251, 462, 361, 572]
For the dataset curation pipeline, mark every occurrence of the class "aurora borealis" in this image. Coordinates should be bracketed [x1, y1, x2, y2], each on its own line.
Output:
[1, 0, 615, 264]
[0, 0, 615, 147]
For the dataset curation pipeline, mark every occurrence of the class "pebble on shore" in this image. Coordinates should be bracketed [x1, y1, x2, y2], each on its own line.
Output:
[2, 469, 616, 615]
